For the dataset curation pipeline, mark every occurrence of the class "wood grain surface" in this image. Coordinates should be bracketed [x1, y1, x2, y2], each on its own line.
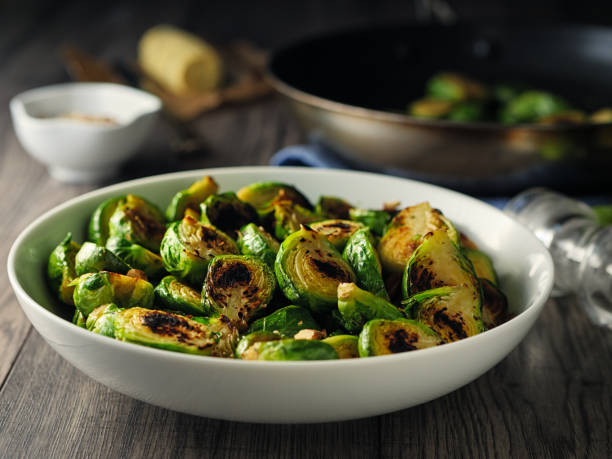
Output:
[1, 2, 611, 458]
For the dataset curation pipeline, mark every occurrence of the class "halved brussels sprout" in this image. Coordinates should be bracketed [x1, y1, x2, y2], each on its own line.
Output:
[348, 208, 391, 237]
[408, 98, 454, 119]
[166, 175, 219, 221]
[237, 223, 280, 269]
[315, 196, 353, 219]
[248, 304, 320, 337]
[342, 228, 389, 300]
[154, 275, 206, 316]
[242, 338, 339, 361]
[235, 331, 281, 359]
[108, 194, 167, 252]
[337, 283, 402, 333]
[88, 196, 123, 245]
[379, 202, 458, 274]
[464, 248, 498, 286]
[71, 271, 154, 318]
[275, 225, 356, 314]
[48, 233, 81, 305]
[500, 90, 570, 124]
[272, 200, 321, 240]
[106, 236, 166, 281]
[321, 335, 359, 359]
[310, 219, 364, 250]
[203, 255, 276, 328]
[200, 192, 259, 239]
[236, 181, 312, 212]
[426, 72, 488, 102]
[358, 318, 442, 356]
[160, 216, 239, 287]
[480, 278, 509, 329]
[86, 303, 122, 337]
[404, 286, 484, 342]
[114, 307, 237, 356]
[75, 242, 130, 276]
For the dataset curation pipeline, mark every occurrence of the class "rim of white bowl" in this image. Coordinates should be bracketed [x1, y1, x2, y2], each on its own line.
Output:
[7, 166, 555, 369]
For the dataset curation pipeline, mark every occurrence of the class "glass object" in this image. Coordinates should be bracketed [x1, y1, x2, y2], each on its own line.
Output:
[505, 188, 612, 328]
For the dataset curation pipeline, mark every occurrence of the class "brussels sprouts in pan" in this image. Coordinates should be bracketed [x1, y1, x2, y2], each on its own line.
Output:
[315, 196, 353, 219]
[404, 286, 484, 342]
[447, 102, 485, 122]
[358, 318, 442, 357]
[348, 208, 391, 237]
[108, 194, 167, 252]
[88, 196, 123, 245]
[154, 275, 206, 316]
[114, 307, 237, 356]
[242, 339, 339, 361]
[86, 303, 122, 338]
[426, 72, 488, 102]
[480, 278, 509, 329]
[106, 236, 166, 281]
[275, 225, 356, 314]
[48, 233, 81, 305]
[379, 202, 458, 274]
[235, 331, 281, 359]
[75, 242, 130, 276]
[408, 98, 454, 119]
[464, 248, 498, 286]
[203, 255, 276, 329]
[248, 305, 320, 338]
[236, 223, 280, 269]
[310, 219, 364, 250]
[160, 216, 239, 287]
[322, 335, 359, 359]
[236, 181, 313, 212]
[591, 108, 612, 124]
[343, 228, 389, 300]
[71, 271, 154, 318]
[272, 200, 321, 240]
[537, 110, 586, 125]
[499, 90, 570, 124]
[200, 192, 259, 238]
[337, 283, 402, 333]
[166, 175, 219, 221]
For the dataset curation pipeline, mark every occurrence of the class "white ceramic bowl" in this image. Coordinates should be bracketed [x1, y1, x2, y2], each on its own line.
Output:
[7, 167, 554, 423]
[10, 82, 162, 184]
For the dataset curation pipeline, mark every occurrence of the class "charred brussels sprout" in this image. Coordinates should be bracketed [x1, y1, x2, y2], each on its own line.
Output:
[106, 236, 166, 281]
[88, 197, 123, 245]
[348, 208, 391, 237]
[200, 192, 259, 239]
[480, 278, 509, 329]
[235, 331, 281, 359]
[166, 175, 219, 221]
[248, 305, 320, 338]
[464, 248, 498, 286]
[358, 318, 442, 357]
[322, 335, 359, 359]
[236, 181, 312, 213]
[237, 223, 279, 269]
[154, 275, 206, 316]
[86, 303, 122, 337]
[108, 194, 167, 252]
[242, 339, 339, 361]
[272, 200, 321, 240]
[72, 271, 154, 318]
[203, 255, 276, 328]
[500, 90, 570, 124]
[343, 228, 389, 300]
[379, 202, 458, 274]
[408, 98, 454, 119]
[426, 72, 487, 102]
[315, 196, 353, 219]
[337, 283, 402, 333]
[114, 307, 237, 356]
[48, 233, 81, 305]
[404, 286, 484, 342]
[275, 225, 356, 314]
[160, 216, 239, 286]
[310, 219, 364, 250]
[75, 242, 130, 276]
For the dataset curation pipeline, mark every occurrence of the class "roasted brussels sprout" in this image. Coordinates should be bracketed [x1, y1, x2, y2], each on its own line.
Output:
[114, 307, 237, 356]
[404, 286, 484, 342]
[408, 98, 454, 119]
[315, 196, 353, 219]
[537, 110, 586, 125]
[154, 275, 206, 316]
[499, 90, 571, 124]
[85, 303, 122, 337]
[348, 208, 391, 237]
[73, 309, 86, 328]
[203, 255, 276, 328]
[71, 271, 154, 318]
[426, 72, 487, 102]
[160, 216, 239, 286]
[321, 335, 359, 359]
[447, 102, 485, 122]
[464, 248, 498, 286]
[480, 278, 509, 329]
[108, 194, 167, 252]
[590, 108, 612, 124]
[358, 318, 442, 356]
[236, 223, 280, 269]
[200, 192, 259, 238]
[248, 305, 320, 337]
[74, 242, 130, 276]
[337, 283, 402, 333]
[105, 236, 166, 281]
[342, 228, 389, 300]
[235, 331, 281, 359]
[48, 233, 81, 305]
[88, 197, 123, 245]
[242, 338, 339, 361]
[493, 83, 526, 105]
[275, 225, 356, 314]
[236, 181, 312, 212]
[378, 202, 458, 274]
[166, 175, 219, 221]
[310, 219, 364, 250]
[272, 199, 321, 240]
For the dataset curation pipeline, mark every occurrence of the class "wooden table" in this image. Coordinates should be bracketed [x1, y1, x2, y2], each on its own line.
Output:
[1, 3, 611, 458]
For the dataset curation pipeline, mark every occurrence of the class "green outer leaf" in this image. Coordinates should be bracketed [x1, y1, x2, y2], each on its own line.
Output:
[342, 228, 389, 300]
[154, 275, 206, 316]
[106, 236, 166, 281]
[86, 303, 122, 338]
[348, 208, 391, 236]
[47, 233, 81, 305]
[88, 196, 123, 245]
[256, 339, 339, 361]
[248, 305, 320, 338]
[235, 331, 281, 359]
[166, 175, 218, 221]
[237, 223, 280, 269]
[358, 318, 442, 357]
[75, 242, 130, 276]
[321, 335, 359, 359]
[337, 283, 402, 333]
